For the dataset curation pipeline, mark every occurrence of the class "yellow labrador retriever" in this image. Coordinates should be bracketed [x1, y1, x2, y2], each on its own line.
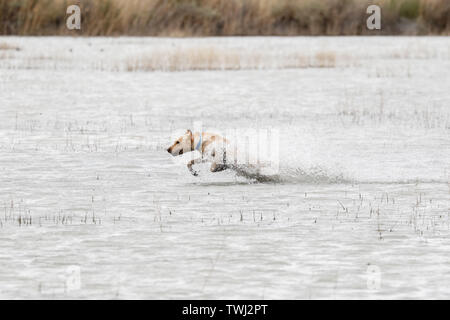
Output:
[167, 130, 229, 176]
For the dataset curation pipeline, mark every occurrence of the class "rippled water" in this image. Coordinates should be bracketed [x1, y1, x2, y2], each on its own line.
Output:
[0, 37, 449, 299]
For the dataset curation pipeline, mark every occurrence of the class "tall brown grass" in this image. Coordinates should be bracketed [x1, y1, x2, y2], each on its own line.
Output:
[0, 0, 449, 36]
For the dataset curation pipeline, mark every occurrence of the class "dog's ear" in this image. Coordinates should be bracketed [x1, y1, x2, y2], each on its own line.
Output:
[186, 129, 194, 149]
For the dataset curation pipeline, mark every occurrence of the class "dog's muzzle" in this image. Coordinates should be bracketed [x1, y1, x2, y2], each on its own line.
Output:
[166, 147, 183, 156]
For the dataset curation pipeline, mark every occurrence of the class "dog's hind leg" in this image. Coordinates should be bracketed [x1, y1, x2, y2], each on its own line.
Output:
[210, 162, 228, 173]
[209, 149, 228, 173]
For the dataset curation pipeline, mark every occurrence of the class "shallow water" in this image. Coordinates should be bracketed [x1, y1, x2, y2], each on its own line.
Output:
[0, 37, 449, 299]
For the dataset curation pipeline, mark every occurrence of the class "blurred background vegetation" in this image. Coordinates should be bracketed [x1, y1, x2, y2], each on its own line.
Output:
[0, 0, 448, 36]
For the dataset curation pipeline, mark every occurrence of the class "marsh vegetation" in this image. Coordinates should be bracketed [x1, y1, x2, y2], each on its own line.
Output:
[0, 0, 449, 36]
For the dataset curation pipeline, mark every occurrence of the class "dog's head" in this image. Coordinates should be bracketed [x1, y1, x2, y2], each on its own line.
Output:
[167, 129, 193, 156]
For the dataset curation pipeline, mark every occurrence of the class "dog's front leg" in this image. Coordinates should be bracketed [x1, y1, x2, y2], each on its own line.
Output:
[187, 159, 198, 176]
[187, 158, 206, 176]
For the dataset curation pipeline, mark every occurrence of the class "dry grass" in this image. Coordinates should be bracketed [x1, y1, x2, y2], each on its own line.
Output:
[125, 47, 338, 72]
[0, 0, 448, 36]
[0, 43, 340, 72]
[313, 51, 337, 68]
[0, 42, 20, 51]
[127, 48, 241, 72]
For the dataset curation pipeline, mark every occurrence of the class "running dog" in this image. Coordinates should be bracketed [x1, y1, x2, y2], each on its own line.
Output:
[167, 130, 229, 176]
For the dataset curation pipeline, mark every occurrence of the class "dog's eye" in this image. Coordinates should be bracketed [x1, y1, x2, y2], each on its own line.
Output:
[176, 141, 180, 144]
